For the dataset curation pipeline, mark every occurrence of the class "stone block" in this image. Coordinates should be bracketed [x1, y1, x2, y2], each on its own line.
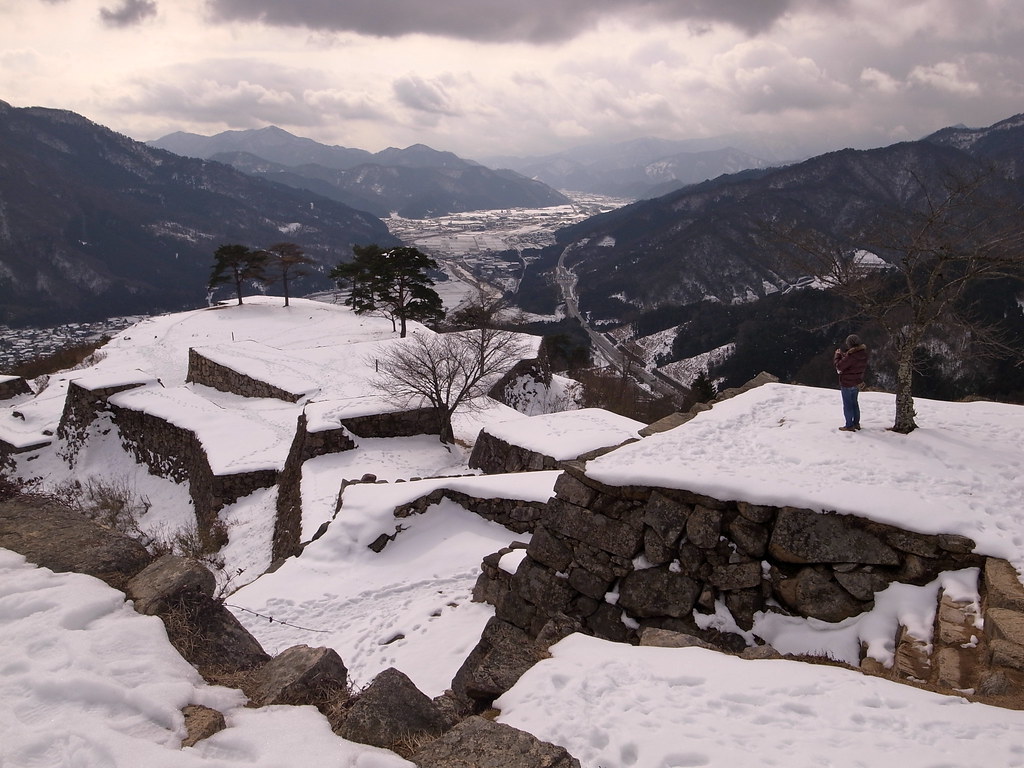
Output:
[526, 527, 572, 572]
[544, 500, 642, 558]
[769, 507, 899, 565]
[984, 558, 1024, 612]
[638, 627, 717, 650]
[727, 516, 769, 558]
[834, 569, 892, 602]
[990, 638, 1024, 672]
[936, 591, 979, 646]
[583, 602, 634, 643]
[709, 561, 762, 591]
[736, 501, 775, 524]
[618, 567, 701, 619]
[566, 565, 612, 600]
[552, 472, 598, 508]
[686, 505, 723, 549]
[985, 607, 1024, 647]
[773, 566, 870, 622]
[893, 624, 930, 682]
[937, 533, 976, 554]
[450, 618, 547, 711]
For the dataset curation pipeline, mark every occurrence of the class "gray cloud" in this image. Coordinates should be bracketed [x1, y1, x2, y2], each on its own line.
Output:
[204, 0, 817, 43]
[117, 59, 389, 133]
[393, 75, 460, 116]
[100, 0, 157, 27]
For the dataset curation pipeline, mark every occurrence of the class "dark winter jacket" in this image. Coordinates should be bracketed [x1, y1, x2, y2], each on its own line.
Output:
[835, 344, 868, 387]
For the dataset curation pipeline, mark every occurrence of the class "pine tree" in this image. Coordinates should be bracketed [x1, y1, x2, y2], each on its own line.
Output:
[264, 242, 315, 307]
[331, 245, 445, 336]
[208, 244, 267, 305]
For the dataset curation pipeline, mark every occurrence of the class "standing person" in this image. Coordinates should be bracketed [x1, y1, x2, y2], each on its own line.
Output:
[834, 334, 868, 432]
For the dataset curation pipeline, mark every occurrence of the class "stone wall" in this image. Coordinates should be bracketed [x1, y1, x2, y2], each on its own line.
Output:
[468, 431, 560, 474]
[273, 413, 357, 562]
[464, 462, 1024, 700]
[55, 380, 278, 551]
[0, 376, 32, 400]
[56, 380, 147, 462]
[393, 487, 548, 535]
[479, 461, 986, 647]
[106, 399, 278, 549]
[339, 407, 440, 438]
[186, 348, 305, 402]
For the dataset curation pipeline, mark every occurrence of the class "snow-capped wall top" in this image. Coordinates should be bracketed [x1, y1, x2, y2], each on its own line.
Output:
[586, 382, 1024, 572]
[483, 408, 645, 460]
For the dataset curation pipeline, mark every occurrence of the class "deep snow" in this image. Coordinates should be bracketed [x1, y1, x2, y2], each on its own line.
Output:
[3, 298, 1024, 767]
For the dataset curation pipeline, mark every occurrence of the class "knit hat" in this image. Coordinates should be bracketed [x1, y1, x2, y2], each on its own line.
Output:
[845, 334, 861, 348]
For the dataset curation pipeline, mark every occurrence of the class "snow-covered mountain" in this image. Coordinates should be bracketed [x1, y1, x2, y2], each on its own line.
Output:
[149, 127, 571, 219]
[0, 102, 398, 327]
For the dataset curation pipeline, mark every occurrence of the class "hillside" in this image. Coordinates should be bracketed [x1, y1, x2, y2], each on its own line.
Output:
[2, 301, 1024, 765]
[512, 113, 1024, 400]
[150, 127, 571, 218]
[0, 103, 398, 327]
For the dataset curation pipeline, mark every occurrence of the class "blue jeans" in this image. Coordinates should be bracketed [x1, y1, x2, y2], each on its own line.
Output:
[841, 386, 860, 428]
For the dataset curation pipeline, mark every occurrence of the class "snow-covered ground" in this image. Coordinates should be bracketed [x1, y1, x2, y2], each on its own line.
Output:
[3, 301, 1024, 767]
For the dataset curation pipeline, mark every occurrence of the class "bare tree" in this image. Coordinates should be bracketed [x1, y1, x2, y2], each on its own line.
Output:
[777, 172, 1023, 433]
[373, 328, 530, 443]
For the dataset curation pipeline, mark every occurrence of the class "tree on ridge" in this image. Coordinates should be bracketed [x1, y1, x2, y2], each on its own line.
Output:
[208, 244, 267, 306]
[264, 242, 315, 307]
[331, 244, 445, 337]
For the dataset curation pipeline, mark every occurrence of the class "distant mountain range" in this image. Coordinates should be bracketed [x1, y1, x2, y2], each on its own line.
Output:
[512, 113, 1024, 401]
[149, 127, 570, 218]
[0, 102, 398, 327]
[482, 135, 786, 198]
[536, 113, 1024, 321]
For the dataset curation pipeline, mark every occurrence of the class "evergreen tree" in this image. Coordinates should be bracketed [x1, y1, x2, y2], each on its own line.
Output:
[690, 369, 717, 403]
[264, 242, 315, 307]
[331, 245, 445, 337]
[208, 244, 267, 306]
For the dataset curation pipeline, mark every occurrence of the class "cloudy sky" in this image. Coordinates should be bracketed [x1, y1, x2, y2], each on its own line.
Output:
[2, 0, 1023, 161]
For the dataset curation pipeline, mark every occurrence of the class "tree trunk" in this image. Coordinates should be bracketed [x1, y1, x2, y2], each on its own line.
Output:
[399, 313, 407, 338]
[438, 409, 455, 444]
[892, 340, 918, 434]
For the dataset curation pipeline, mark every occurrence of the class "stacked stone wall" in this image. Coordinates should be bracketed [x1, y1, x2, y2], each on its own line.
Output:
[394, 487, 547, 535]
[186, 348, 305, 402]
[468, 431, 559, 474]
[273, 413, 357, 562]
[340, 407, 440, 438]
[0, 376, 32, 400]
[56, 380, 148, 463]
[103, 399, 277, 551]
[480, 462, 985, 648]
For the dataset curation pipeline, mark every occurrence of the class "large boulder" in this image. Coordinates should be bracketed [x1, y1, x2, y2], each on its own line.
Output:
[411, 716, 581, 768]
[0, 496, 151, 589]
[126, 555, 216, 615]
[249, 644, 348, 709]
[338, 667, 448, 749]
[451, 618, 548, 713]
